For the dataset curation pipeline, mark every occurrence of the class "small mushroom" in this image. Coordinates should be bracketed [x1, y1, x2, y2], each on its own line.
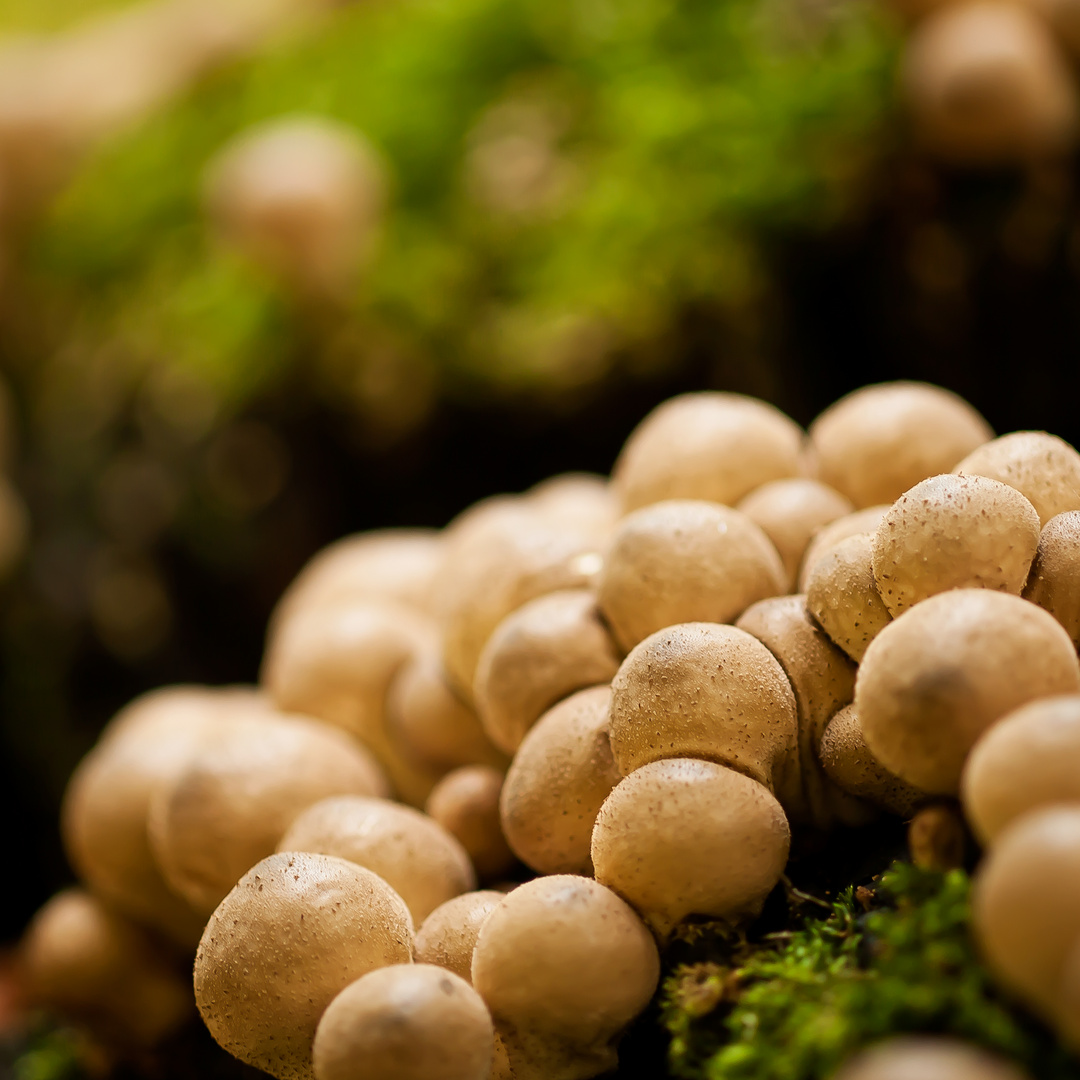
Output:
[413, 891, 505, 983]
[1023, 511, 1080, 646]
[797, 505, 890, 592]
[474, 589, 621, 753]
[598, 501, 786, 653]
[471, 875, 659, 1080]
[499, 686, 621, 875]
[194, 852, 414, 1080]
[612, 392, 804, 513]
[831, 1036, 1033, 1080]
[807, 382, 992, 509]
[425, 766, 517, 881]
[591, 758, 790, 938]
[857, 589, 1080, 794]
[312, 964, 494, 1080]
[871, 474, 1041, 617]
[525, 473, 619, 536]
[277, 795, 476, 925]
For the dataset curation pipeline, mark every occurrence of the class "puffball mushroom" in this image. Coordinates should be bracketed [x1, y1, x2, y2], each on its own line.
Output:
[608, 622, 799, 793]
[1023, 510, 1080, 646]
[831, 1036, 1033, 1080]
[277, 795, 475, 925]
[902, 1, 1078, 166]
[736, 477, 854, 590]
[597, 501, 786, 653]
[962, 694, 1080, 844]
[425, 766, 517, 881]
[797, 505, 890, 592]
[474, 589, 620, 753]
[871, 474, 1040, 617]
[525, 473, 619, 536]
[413, 891, 504, 982]
[148, 712, 389, 916]
[591, 758, 791, 938]
[312, 964, 494, 1080]
[612, 391, 804, 513]
[22, 889, 192, 1048]
[195, 852, 414, 1080]
[499, 686, 621, 875]
[807, 382, 993, 509]
[471, 875, 660, 1080]
[856, 589, 1080, 794]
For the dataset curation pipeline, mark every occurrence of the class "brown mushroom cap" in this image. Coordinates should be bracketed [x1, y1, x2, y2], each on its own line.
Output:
[831, 1036, 1033, 1080]
[471, 875, 659, 1080]
[1052, 934, 1080, 1048]
[973, 806, 1080, 1019]
[806, 533, 893, 663]
[21, 889, 192, 1048]
[194, 852, 414, 1080]
[277, 795, 476, 925]
[1023, 511, 1080, 646]
[312, 964, 494, 1080]
[797, 505, 890, 592]
[872, 474, 1041, 618]
[612, 392, 804, 513]
[413, 891, 504, 983]
[902, 2, 1078, 166]
[608, 622, 799, 791]
[598, 501, 786, 654]
[149, 712, 389, 916]
[736, 478, 855, 590]
[499, 686, 621, 875]
[425, 766, 517, 881]
[474, 589, 620, 753]
[857, 590, 1080, 795]
[962, 694, 1080, 845]
[807, 382, 992, 509]
[591, 758, 790, 937]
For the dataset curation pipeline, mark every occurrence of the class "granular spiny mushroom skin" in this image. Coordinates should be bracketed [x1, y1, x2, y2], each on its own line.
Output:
[973, 807, 1080, 1020]
[806, 533, 893, 662]
[413, 891, 505, 983]
[608, 623, 799, 792]
[1051, 935, 1080, 1049]
[471, 875, 660, 1080]
[736, 477, 855, 590]
[611, 392, 804, 513]
[597, 501, 786, 652]
[797, 505, 890, 592]
[856, 589, 1080, 794]
[425, 766, 517, 881]
[311, 964, 494, 1080]
[831, 1036, 1034, 1080]
[1023, 511, 1080, 646]
[499, 686, 621, 875]
[591, 758, 791, 938]
[871, 474, 1041, 617]
[473, 589, 621, 753]
[276, 795, 476, 925]
[961, 694, 1080, 844]
[807, 382, 992, 509]
[954, 431, 1080, 526]
[194, 852, 414, 1080]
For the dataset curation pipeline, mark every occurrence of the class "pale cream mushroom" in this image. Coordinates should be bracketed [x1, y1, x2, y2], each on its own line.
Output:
[797, 505, 890, 592]
[425, 766, 517, 881]
[525, 473, 619, 536]
[831, 1036, 1032, 1080]
[413, 891, 505, 983]
[1024, 511, 1080, 646]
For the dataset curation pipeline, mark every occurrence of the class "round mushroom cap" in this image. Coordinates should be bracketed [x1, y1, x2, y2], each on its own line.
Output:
[962, 694, 1080, 844]
[736, 478, 854, 590]
[500, 686, 621, 875]
[592, 758, 790, 938]
[797, 505, 890, 592]
[312, 964, 494, 1080]
[1024, 511, 1080, 646]
[831, 1036, 1032, 1080]
[612, 392, 803, 513]
[277, 795, 475, 925]
[525, 473, 619, 536]
[806, 533, 893, 662]
[807, 382, 992, 509]
[871, 474, 1040, 617]
[414, 891, 504, 983]
[973, 806, 1080, 1018]
[856, 590, 1080, 794]
[474, 589, 621, 753]
[22, 889, 192, 1048]
[425, 766, 517, 881]
[195, 852, 414, 1080]
[902, 2, 1078, 166]
[471, 875, 659, 1079]
[149, 712, 389, 916]
[608, 622, 799, 791]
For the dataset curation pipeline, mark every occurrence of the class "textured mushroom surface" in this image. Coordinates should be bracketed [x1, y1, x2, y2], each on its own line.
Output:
[1024, 510, 1080, 646]
[413, 891, 504, 983]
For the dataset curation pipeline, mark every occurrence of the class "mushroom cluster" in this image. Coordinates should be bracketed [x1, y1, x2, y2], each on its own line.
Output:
[23, 380, 1080, 1077]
